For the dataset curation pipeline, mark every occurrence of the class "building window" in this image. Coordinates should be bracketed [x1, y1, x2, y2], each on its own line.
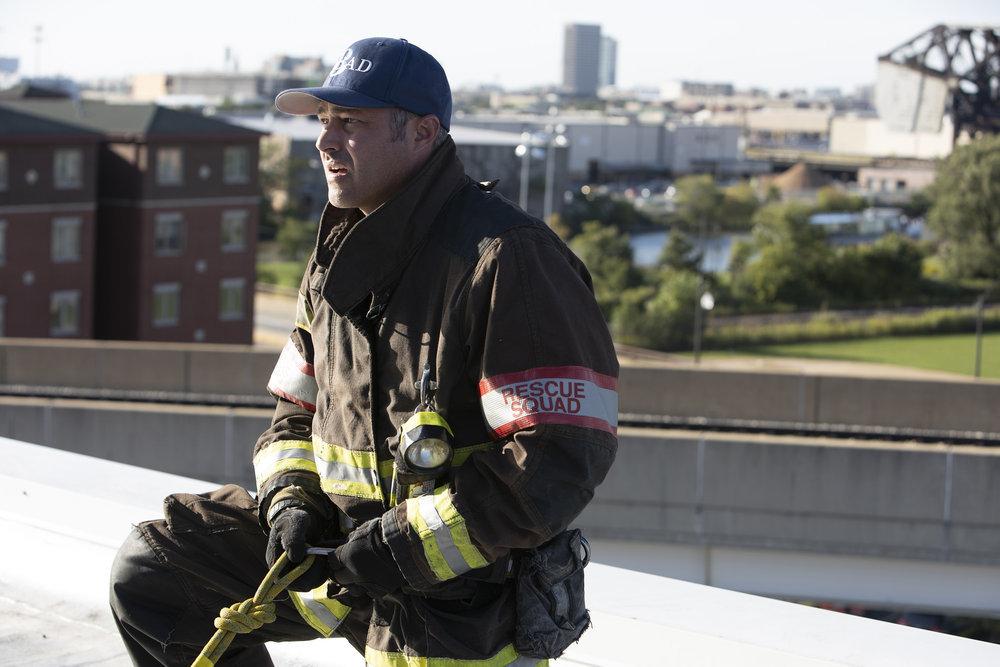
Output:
[0, 220, 6, 266]
[154, 212, 184, 256]
[220, 209, 248, 252]
[152, 283, 180, 327]
[50, 290, 80, 336]
[51, 217, 82, 263]
[0, 152, 8, 191]
[156, 147, 183, 185]
[223, 146, 250, 184]
[219, 278, 245, 321]
[54, 148, 83, 189]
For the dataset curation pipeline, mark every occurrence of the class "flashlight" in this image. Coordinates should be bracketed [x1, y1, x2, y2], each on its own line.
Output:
[399, 410, 454, 477]
[391, 364, 455, 502]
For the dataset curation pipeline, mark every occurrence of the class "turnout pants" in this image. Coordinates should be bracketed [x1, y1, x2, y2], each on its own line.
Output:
[109, 486, 535, 666]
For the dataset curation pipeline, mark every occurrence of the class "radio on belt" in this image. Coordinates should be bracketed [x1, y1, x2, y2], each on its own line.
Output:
[391, 364, 454, 503]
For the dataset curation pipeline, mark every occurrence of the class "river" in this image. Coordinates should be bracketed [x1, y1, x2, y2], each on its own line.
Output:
[629, 231, 751, 273]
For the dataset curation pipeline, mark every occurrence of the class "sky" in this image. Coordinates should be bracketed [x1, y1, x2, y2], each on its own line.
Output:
[1, 0, 998, 93]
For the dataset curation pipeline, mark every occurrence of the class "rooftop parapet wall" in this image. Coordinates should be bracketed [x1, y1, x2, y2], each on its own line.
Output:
[4, 434, 999, 665]
[2, 398, 998, 580]
[2, 339, 998, 433]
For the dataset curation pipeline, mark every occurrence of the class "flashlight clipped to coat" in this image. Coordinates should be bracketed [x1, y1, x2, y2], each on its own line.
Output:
[390, 364, 455, 504]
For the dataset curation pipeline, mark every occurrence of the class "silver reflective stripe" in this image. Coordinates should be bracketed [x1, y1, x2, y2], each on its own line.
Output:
[507, 658, 541, 667]
[315, 459, 379, 486]
[257, 446, 313, 468]
[253, 445, 315, 487]
[299, 592, 344, 633]
[417, 494, 471, 577]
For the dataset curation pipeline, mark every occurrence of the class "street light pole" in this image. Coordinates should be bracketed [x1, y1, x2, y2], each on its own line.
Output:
[543, 125, 567, 222]
[516, 132, 531, 211]
[693, 287, 714, 364]
[974, 294, 985, 378]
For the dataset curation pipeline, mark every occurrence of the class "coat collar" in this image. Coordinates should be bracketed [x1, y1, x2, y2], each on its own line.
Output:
[316, 138, 467, 317]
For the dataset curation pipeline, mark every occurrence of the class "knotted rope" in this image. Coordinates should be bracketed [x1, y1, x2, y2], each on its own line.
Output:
[191, 553, 314, 667]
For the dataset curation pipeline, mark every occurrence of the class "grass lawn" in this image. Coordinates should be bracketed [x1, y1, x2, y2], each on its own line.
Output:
[705, 332, 1000, 379]
[257, 260, 307, 290]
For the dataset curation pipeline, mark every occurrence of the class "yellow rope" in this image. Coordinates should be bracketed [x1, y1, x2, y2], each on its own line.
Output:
[191, 553, 315, 667]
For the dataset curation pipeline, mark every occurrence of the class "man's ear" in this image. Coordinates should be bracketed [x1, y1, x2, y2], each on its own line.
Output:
[412, 114, 442, 151]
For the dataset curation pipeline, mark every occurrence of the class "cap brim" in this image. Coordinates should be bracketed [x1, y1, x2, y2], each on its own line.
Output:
[274, 86, 395, 115]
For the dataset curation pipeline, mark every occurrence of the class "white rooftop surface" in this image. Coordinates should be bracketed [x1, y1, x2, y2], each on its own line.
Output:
[2, 435, 998, 666]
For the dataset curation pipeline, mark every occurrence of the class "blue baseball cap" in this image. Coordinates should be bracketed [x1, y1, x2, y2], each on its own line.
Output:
[275, 37, 452, 130]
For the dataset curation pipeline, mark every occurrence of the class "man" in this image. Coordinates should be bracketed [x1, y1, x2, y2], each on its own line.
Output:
[110, 37, 618, 666]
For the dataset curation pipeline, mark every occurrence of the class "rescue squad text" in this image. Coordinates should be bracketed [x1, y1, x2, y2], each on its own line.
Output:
[500, 380, 586, 417]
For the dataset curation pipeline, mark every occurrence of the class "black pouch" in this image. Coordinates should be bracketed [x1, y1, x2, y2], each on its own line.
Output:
[513, 529, 592, 659]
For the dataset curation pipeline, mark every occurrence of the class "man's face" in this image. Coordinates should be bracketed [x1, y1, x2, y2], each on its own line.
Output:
[315, 103, 418, 215]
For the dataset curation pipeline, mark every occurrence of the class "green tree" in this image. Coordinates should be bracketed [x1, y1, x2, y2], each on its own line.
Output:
[815, 185, 867, 212]
[734, 201, 834, 308]
[560, 192, 656, 239]
[276, 217, 318, 261]
[901, 189, 933, 219]
[612, 269, 701, 350]
[673, 174, 725, 234]
[258, 139, 314, 240]
[569, 221, 642, 318]
[927, 134, 1000, 280]
[719, 181, 761, 231]
[829, 235, 926, 305]
[658, 231, 702, 272]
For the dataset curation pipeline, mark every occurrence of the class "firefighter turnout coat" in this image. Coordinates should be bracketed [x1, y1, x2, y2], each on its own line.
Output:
[253, 138, 619, 665]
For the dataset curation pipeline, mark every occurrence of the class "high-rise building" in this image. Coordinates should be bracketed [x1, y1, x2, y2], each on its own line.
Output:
[562, 24, 602, 97]
[599, 35, 617, 88]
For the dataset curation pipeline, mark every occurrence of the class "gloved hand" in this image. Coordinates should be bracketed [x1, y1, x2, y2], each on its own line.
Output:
[328, 519, 406, 598]
[265, 505, 331, 592]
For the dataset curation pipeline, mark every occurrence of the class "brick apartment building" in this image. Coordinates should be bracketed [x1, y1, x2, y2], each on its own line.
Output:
[0, 97, 263, 344]
[0, 105, 103, 338]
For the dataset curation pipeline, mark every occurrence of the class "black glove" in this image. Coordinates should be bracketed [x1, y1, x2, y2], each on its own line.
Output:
[265, 506, 331, 592]
[328, 519, 406, 598]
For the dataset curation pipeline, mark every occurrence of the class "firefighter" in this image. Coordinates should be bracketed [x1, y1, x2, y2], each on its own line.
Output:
[109, 37, 618, 666]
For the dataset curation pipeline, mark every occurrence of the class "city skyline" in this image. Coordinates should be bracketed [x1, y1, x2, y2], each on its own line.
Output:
[2, 0, 997, 93]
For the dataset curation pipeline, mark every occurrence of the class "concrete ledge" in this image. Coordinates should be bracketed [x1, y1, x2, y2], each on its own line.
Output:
[3, 399, 999, 569]
[3, 338, 999, 432]
[2, 436, 999, 666]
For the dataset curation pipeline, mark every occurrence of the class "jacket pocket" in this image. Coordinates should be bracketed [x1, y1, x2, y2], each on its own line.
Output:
[163, 484, 260, 535]
[513, 528, 592, 659]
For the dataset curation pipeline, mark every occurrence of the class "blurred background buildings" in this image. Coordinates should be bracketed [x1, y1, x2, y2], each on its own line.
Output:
[1, 6, 999, 656]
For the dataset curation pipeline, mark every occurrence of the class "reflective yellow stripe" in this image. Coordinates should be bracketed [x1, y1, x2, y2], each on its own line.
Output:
[433, 490, 488, 570]
[364, 643, 545, 667]
[252, 440, 317, 489]
[405, 486, 488, 581]
[288, 583, 351, 637]
[451, 442, 495, 467]
[406, 497, 456, 581]
[312, 434, 378, 468]
[294, 291, 314, 333]
[312, 434, 383, 501]
[191, 656, 214, 667]
[402, 410, 455, 435]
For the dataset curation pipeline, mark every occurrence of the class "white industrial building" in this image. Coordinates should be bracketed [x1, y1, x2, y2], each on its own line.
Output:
[829, 112, 955, 159]
[453, 112, 748, 177]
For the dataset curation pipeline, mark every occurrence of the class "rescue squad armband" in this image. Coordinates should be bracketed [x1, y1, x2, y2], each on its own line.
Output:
[267, 338, 318, 412]
[478, 366, 618, 438]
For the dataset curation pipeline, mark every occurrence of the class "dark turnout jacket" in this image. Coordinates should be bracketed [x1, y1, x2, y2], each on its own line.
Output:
[252, 138, 618, 662]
